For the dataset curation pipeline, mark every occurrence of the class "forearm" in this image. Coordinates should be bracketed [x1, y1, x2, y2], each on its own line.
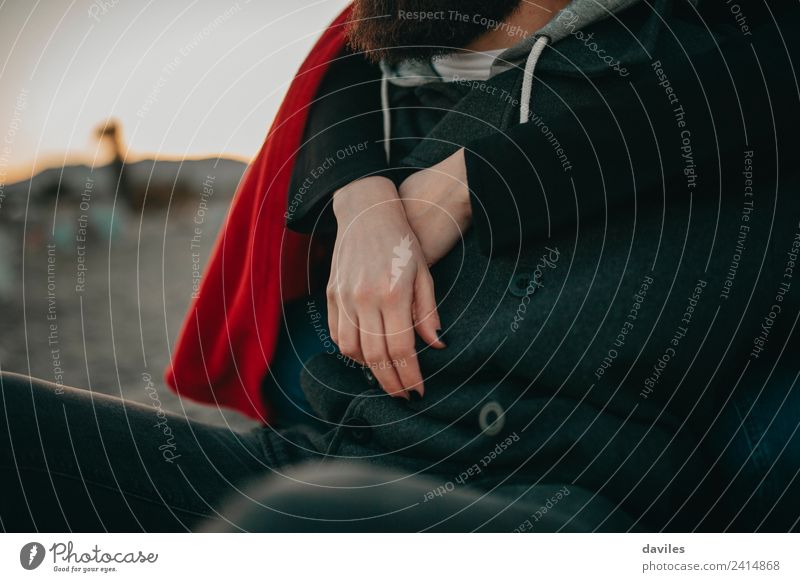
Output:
[286, 51, 389, 234]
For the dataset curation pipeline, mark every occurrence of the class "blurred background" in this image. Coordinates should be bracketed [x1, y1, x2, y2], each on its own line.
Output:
[0, 0, 348, 429]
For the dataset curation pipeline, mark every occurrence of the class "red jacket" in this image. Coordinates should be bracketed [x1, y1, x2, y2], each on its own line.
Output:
[165, 7, 351, 422]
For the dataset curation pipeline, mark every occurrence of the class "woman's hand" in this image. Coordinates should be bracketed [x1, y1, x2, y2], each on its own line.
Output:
[398, 148, 472, 266]
[328, 176, 445, 399]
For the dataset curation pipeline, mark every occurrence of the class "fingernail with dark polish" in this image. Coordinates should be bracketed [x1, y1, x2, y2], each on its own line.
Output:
[409, 389, 423, 402]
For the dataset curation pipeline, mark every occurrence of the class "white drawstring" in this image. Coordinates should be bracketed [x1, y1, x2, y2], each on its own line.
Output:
[519, 35, 549, 124]
[380, 72, 391, 162]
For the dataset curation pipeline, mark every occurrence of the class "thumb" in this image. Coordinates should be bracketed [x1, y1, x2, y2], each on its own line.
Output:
[413, 266, 445, 349]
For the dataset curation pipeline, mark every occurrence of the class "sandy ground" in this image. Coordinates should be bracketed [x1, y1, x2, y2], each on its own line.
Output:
[0, 185, 259, 432]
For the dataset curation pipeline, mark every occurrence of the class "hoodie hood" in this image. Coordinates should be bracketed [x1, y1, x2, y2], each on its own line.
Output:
[515, 0, 702, 77]
[496, 0, 643, 68]
[378, 0, 703, 160]
[383, 0, 700, 85]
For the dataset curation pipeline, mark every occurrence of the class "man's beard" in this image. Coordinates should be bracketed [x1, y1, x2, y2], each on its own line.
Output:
[347, 0, 523, 64]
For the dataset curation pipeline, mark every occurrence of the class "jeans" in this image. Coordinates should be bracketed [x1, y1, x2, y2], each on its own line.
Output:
[0, 370, 320, 532]
[0, 372, 590, 532]
[2, 365, 797, 532]
[2, 307, 799, 533]
[0, 294, 334, 532]
[701, 363, 800, 531]
[262, 294, 328, 429]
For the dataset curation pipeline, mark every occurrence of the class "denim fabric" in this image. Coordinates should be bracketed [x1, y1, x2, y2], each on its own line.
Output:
[0, 371, 318, 532]
[701, 364, 800, 531]
[261, 293, 329, 429]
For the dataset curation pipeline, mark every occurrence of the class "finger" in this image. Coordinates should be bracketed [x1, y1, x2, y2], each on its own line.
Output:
[360, 310, 407, 399]
[326, 284, 340, 347]
[382, 304, 425, 398]
[337, 305, 365, 365]
[326, 246, 342, 346]
[413, 266, 445, 349]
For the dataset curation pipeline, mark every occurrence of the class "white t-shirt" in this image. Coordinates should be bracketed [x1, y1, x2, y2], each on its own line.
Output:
[431, 49, 507, 82]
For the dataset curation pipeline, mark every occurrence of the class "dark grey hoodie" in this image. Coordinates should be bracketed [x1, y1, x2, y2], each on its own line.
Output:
[299, 1, 800, 531]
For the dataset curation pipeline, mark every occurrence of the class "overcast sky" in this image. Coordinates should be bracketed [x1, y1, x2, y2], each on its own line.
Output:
[0, 0, 349, 182]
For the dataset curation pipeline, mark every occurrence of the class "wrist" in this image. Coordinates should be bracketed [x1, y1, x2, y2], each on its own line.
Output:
[333, 176, 399, 221]
[448, 149, 472, 222]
